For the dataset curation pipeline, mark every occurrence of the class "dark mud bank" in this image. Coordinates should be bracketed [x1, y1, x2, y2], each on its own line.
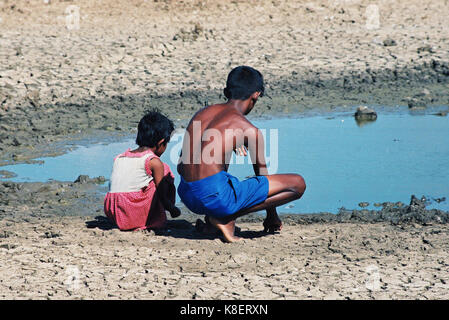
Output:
[1, 177, 447, 225]
[0, 176, 108, 221]
[242, 195, 449, 226]
[1, 60, 449, 164]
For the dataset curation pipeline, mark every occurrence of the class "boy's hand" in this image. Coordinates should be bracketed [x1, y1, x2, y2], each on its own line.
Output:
[169, 206, 181, 218]
[234, 145, 248, 157]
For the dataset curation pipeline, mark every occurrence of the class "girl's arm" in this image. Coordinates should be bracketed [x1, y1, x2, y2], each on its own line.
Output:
[149, 157, 181, 217]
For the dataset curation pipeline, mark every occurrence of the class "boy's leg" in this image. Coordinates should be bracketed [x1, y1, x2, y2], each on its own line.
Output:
[241, 174, 306, 232]
[264, 207, 282, 233]
[243, 174, 306, 212]
[208, 173, 306, 242]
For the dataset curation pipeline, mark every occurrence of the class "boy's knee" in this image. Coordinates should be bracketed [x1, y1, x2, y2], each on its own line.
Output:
[293, 174, 306, 195]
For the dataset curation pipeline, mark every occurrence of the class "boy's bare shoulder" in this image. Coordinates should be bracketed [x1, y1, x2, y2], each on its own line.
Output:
[228, 112, 257, 131]
[203, 104, 258, 131]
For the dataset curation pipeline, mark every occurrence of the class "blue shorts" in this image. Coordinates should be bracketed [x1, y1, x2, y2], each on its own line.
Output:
[177, 171, 269, 218]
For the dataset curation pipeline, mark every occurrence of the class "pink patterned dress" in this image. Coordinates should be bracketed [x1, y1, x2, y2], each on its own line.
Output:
[104, 149, 174, 231]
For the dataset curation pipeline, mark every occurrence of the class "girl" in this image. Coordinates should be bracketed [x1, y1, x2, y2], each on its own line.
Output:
[104, 111, 181, 231]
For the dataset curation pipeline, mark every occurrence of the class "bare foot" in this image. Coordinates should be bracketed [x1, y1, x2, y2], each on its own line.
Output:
[263, 216, 283, 234]
[208, 216, 242, 243]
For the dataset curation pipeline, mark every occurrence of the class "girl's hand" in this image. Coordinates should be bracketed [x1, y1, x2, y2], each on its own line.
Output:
[169, 206, 181, 218]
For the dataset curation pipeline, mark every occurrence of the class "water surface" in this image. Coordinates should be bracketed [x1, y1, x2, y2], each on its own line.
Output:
[2, 110, 448, 213]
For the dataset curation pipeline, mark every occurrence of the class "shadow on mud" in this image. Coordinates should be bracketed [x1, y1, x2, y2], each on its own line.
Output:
[84, 215, 271, 242]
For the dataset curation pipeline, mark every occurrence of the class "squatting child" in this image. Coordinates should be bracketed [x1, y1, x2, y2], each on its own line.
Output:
[104, 111, 181, 231]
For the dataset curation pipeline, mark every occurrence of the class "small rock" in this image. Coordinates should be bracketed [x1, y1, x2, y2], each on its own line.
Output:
[354, 106, 377, 120]
[407, 98, 426, 109]
[383, 38, 397, 46]
[433, 197, 446, 203]
[74, 175, 90, 184]
[358, 202, 369, 208]
[417, 45, 435, 54]
[93, 176, 106, 184]
[74, 175, 106, 184]
[44, 231, 60, 238]
[407, 195, 426, 212]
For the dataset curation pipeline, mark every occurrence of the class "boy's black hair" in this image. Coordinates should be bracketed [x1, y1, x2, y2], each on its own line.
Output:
[136, 110, 175, 148]
[223, 66, 264, 100]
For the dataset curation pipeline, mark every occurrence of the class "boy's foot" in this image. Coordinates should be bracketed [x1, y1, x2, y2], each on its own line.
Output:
[208, 216, 242, 243]
[263, 217, 283, 234]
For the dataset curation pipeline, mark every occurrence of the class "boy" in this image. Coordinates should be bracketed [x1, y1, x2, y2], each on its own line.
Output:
[177, 66, 306, 242]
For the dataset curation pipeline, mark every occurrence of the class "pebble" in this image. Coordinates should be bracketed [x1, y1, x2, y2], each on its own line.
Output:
[74, 175, 106, 184]
[383, 38, 397, 46]
[358, 202, 369, 208]
[407, 98, 427, 109]
[417, 45, 435, 54]
[354, 106, 377, 120]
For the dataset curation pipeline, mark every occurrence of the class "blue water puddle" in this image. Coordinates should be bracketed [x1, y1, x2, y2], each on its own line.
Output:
[1, 109, 449, 214]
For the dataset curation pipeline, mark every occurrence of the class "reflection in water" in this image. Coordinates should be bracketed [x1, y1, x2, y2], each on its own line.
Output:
[355, 117, 377, 127]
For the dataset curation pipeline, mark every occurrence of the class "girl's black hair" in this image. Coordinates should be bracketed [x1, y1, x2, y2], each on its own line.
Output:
[136, 111, 174, 148]
[223, 66, 264, 100]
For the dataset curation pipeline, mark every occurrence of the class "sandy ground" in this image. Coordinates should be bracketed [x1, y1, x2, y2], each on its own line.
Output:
[0, 179, 448, 300]
[1, 216, 448, 300]
[1, 0, 449, 300]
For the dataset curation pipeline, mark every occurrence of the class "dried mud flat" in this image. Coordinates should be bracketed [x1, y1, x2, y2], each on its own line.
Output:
[1, 179, 448, 300]
[1, 0, 449, 300]
[1, 216, 449, 300]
